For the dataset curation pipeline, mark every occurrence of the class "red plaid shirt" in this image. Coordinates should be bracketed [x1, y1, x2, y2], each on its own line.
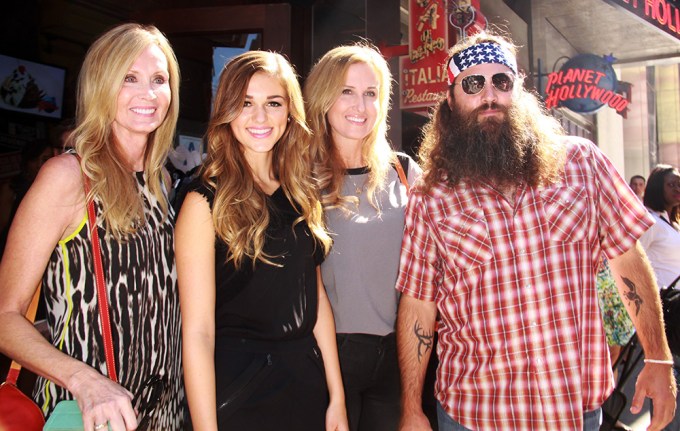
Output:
[397, 137, 653, 430]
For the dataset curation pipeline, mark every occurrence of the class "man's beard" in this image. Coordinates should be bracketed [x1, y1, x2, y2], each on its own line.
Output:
[440, 101, 537, 186]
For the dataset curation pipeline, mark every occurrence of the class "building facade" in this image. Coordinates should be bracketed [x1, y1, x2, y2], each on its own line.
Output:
[0, 0, 679, 181]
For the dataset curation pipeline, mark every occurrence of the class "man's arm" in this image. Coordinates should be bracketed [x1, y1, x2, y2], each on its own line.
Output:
[608, 241, 677, 431]
[397, 294, 437, 431]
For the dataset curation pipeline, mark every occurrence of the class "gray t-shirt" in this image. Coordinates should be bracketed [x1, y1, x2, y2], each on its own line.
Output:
[321, 155, 421, 335]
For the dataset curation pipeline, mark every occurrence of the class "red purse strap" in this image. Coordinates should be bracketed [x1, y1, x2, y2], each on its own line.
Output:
[79, 157, 118, 383]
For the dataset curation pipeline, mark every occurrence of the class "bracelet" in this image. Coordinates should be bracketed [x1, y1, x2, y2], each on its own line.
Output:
[644, 359, 674, 365]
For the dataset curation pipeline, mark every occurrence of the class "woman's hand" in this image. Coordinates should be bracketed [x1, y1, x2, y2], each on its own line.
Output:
[68, 368, 138, 431]
[325, 399, 349, 431]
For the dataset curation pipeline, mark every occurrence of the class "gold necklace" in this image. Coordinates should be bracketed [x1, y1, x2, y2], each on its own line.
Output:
[348, 174, 365, 196]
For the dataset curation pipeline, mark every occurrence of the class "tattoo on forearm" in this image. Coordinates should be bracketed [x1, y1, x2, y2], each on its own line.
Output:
[622, 276, 643, 316]
[413, 321, 433, 363]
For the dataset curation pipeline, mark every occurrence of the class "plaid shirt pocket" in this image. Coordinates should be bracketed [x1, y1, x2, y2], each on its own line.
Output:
[437, 210, 492, 269]
[541, 186, 588, 242]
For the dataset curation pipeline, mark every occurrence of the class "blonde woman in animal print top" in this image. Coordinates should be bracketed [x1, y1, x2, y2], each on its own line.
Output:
[0, 23, 184, 430]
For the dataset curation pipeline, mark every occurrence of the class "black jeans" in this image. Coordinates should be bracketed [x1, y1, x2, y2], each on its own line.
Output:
[211, 335, 327, 431]
[337, 333, 401, 431]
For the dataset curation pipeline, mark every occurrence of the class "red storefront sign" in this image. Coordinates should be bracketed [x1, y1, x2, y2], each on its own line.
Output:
[606, 0, 680, 40]
[544, 54, 631, 117]
[400, 0, 486, 111]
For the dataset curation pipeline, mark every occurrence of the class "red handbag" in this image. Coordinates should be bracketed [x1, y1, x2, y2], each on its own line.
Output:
[0, 287, 46, 430]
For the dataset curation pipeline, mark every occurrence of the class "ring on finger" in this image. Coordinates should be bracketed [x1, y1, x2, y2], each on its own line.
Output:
[94, 423, 107, 430]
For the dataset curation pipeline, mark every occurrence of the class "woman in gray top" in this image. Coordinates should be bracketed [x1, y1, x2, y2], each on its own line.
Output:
[305, 43, 422, 431]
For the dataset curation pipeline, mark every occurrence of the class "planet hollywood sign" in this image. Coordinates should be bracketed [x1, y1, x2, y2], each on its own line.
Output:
[544, 54, 630, 115]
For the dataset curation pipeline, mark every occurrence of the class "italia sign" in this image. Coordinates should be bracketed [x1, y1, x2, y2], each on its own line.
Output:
[400, 0, 486, 111]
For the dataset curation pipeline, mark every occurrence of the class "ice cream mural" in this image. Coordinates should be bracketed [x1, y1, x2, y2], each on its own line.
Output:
[0, 54, 64, 119]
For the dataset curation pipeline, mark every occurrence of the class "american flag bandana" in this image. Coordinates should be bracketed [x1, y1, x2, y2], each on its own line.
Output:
[447, 42, 518, 85]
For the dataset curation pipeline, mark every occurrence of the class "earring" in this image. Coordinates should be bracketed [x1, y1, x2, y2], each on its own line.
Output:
[287, 116, 291, 123]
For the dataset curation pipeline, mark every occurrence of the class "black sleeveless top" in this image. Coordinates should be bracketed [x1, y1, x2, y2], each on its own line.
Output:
[189, 180, 324, 341]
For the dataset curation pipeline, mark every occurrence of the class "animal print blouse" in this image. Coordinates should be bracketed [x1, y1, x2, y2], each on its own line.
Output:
[35, 172, 184, 429]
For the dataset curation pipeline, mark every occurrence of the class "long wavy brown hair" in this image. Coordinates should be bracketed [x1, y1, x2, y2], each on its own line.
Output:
[304, 43, 395, 212]
[74, 23, 180, 240]
[201, 50, 331, 268]
[418, 32, 565, 191]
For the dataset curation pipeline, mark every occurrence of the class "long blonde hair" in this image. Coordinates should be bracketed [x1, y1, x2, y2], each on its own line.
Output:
[202, 50, 331, 268]
[73, 23, 180, 240]
[304, 43, 394, 211]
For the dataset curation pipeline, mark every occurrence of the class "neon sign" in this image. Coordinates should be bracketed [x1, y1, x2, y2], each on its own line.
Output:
[544, 54, 630, 115]
[608, 0, 680, 40]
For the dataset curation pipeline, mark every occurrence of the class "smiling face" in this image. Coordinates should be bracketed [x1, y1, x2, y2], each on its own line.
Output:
[448, 62, 515, 125]
[230, 71, 289, 160]
[326, 62, 379, 150]
[112, 44, 171, 144]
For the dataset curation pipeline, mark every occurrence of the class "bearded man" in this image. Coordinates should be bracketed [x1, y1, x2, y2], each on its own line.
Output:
[395, 32, 676, 431]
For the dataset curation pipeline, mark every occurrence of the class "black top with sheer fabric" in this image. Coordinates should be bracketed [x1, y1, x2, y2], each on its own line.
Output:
[188, 179, 324, 341]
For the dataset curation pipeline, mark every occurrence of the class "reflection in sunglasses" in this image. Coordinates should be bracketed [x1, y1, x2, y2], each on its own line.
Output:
[456, 73, 515, 95]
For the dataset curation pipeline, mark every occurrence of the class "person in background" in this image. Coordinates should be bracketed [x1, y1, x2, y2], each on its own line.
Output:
[304, 44, 424, 431]
[630, 175, 646, 201]
[640, 164, 680, 431]
[595, 257, 636, 431]
[597, 258, 635, 366]
[641, 165, 680, 285]
[0, 23, 184, 430]
[11, 139, 53, 200]
[0, 139, 53, 258]
[396, 31, 676, 431]
[176, 50, 348, 431]
[51, 119, 76, 156]
[166, 143, 204, 212]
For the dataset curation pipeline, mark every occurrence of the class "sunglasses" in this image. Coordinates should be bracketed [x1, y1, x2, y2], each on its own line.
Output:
[455, 73, 514, 95]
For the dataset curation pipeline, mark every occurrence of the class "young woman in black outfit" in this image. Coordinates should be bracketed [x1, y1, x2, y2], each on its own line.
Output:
[176, 51, 348, 431]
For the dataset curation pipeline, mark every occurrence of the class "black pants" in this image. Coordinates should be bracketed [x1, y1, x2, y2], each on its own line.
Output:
[337, 333, 401, 431]
[210, 335, 328, 431]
